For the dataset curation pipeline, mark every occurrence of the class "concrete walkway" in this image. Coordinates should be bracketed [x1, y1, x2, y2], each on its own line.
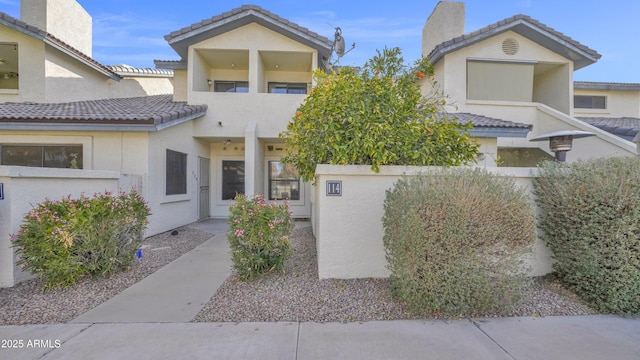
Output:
[72, 219, 232, 323]
[1, 219, 639, 359]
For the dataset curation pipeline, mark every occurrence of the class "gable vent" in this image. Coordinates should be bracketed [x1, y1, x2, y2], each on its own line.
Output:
[502, 38, 519, 55]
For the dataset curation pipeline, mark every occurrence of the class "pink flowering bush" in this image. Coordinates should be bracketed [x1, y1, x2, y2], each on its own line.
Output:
[12, 191, 150, 289]
[227, 194, 293, 280]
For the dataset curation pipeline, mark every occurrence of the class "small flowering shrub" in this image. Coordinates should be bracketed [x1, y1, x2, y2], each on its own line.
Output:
[227, 194, 293, 280]
[12, 191, 150, 289]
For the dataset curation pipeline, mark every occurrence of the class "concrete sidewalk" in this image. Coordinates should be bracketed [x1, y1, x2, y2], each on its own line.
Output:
[1, 219, 639, 359]
[1, 316, 639, 359]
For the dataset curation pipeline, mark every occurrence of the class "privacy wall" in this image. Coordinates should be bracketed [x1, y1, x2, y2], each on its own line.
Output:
[312, 165, 552, 279]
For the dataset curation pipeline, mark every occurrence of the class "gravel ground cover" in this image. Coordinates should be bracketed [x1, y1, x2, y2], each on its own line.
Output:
[194, 226, 596, 322]
[0, 226, 211, 325]
[1, 223, 596, 326]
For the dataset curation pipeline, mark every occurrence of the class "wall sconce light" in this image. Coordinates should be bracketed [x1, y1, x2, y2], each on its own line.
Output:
[529, 130, 596, 162]
[231, 63, 235, 68]
[218, 121, 223, 127]
[207, 79, 213, 86]
[275, 64, 279, 70]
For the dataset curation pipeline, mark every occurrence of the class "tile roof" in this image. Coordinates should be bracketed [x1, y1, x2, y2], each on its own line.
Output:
[448, 112, 532, 129]
[165, 5, 331, 45]
[428, 14, 601, 70]
[108, 65, 173, 78]
[441, 112, 532, 138]
[163, 5, 333, 70]
[577, 117, 640, 142]
[0, 95, 207, 129]
[574, 81, 640, 91]
[0, 11, 120, 81]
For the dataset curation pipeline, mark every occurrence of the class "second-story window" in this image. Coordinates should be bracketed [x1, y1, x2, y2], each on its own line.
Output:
[268, 82, 307, 94]
[574, 95, 606, 109]
[0, 42, 19, 90]
[214, 81, 249, 93]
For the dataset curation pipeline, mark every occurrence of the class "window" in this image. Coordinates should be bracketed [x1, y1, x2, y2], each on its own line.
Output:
[222, 160, 245, 200]
[166, 149, 187, 195]
[214, 81, 248, 93]
[268, 82, 307, 94]
[268, 161, 300, 200]
[467, 60, 534, 102]
[574, 95, 606, 109]
[0, 42, 19, 90]
[0, 144, 82, 168]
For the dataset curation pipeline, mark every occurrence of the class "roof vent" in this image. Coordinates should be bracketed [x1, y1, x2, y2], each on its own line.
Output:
[502, 38, 519, 55]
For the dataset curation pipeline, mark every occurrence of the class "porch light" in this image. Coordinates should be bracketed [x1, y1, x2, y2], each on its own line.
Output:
[207, 79, 213, 86]
[529, 130, 596, 162]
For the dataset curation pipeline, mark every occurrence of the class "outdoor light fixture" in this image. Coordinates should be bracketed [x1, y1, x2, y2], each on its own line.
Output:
[529, 130, 596, 162]
[207, 79, 213, 86]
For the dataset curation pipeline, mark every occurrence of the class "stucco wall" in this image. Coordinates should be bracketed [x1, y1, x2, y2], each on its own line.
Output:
[146, 120, 210, 235]
[0, 166, 120, 287]
[461, 102, 638, 159]
[21, 0, 92, 56]
[313, 165, 553, 279]
[438, 31, 571, 112]
[573, 88, 640, 118]
[0, 27, 46, 102]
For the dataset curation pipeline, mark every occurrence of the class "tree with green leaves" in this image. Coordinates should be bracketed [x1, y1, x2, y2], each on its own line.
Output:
[280, 47, 479, 182]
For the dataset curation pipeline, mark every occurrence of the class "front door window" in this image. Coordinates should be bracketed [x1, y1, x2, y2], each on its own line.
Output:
[222, 160, 245, 200]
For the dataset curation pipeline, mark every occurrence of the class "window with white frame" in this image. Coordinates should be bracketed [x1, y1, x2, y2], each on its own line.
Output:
[0, 144, 82, 168]
[214, 81, 249, 93]
[268, 82, 307, 94]
[574, 95, 606, 109]
[268, 161, 300, 200]
[166, 149, 187, 195]
[222, 160, 245, 200]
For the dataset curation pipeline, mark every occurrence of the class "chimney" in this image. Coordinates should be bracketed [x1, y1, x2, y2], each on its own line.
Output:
[422, 1, 465, 58]
[21, 0, 93, 56]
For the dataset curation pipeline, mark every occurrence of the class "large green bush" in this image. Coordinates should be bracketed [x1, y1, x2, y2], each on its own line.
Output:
[280, 47, 478, 182]
[227, 194, 293, 280]
[534, 158, 640, 314]
[383, 168, 535, 315]
[12, 191, 150, 289]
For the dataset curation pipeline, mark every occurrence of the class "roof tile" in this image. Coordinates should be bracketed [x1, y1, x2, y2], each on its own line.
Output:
[0, 95, 207, 127]
[444, 113, 532, 129]
[577, 117, 640, 141]
[164, 5, 331, 48]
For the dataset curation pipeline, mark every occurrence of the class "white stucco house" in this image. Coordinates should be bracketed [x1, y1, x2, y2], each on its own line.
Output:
[0, 0, 639, 286]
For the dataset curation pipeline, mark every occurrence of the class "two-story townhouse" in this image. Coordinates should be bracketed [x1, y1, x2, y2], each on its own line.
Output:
[2, 1, 639, 287]
[422, 1, 639, 165]
[155, 5, 533, 218]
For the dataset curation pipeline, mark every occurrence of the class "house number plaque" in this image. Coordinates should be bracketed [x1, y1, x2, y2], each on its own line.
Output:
[326, 180, 342, 196]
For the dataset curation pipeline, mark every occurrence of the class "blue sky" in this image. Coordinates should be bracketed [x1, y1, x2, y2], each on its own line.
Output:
[2, 0, 639, 82]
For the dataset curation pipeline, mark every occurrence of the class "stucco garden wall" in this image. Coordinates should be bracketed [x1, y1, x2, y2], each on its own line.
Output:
[0, 166, 120, 287]
[312, 164, 553, 279]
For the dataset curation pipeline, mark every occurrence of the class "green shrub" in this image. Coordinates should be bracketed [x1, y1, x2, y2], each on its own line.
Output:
[227, 194, 293, 280]
[383, 168, 535, 315]
[12, 191, 150, 289]
[534, 158, 640, 315]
